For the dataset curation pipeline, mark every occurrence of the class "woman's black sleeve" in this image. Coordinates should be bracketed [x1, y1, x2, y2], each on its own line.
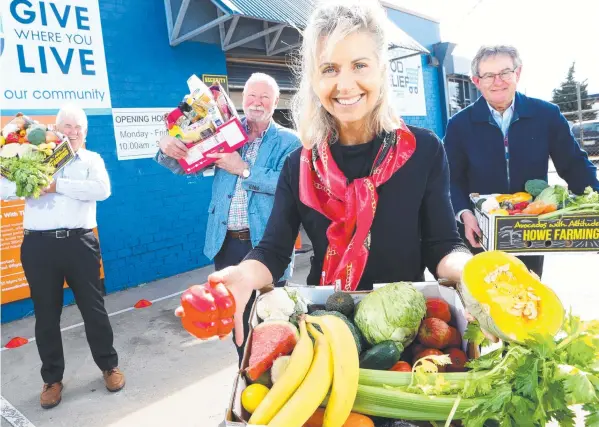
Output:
[244, 153, 302, 281]
[420, 132, 471, 275]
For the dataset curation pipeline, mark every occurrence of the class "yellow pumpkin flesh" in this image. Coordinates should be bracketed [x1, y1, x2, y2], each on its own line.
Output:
[459, 251, 564, 343]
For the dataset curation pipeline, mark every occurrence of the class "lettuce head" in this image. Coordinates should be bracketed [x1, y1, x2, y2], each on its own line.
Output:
[354, 282, 426, 353]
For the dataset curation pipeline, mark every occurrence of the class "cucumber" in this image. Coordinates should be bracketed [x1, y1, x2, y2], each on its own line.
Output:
[359, 341, 402, 370]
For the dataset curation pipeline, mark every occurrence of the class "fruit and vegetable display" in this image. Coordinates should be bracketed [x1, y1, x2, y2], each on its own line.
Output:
[225, 251, 599, 426]
[0, 113, 70, 198]
[473, 179, 599, 218]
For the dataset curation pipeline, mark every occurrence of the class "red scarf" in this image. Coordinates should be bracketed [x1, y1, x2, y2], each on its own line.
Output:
[299, 120, 416, 291]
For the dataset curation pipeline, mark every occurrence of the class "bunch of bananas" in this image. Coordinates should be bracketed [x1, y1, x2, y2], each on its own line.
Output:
[249, 314, 359, 427]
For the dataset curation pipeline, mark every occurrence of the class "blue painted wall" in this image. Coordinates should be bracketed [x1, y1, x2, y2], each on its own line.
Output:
[385, 8, 445, 138]
[1, 0, 225, 323]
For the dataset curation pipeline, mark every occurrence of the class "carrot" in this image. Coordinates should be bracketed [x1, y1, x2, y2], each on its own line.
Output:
[303, 408, 374, 427]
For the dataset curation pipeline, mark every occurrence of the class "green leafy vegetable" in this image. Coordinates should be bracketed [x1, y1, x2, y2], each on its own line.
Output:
[353, 282, 426, 352]
[535, 184, 570, 208]
[539, 186, 599, 219]
[462, 321, 493, 348]
[0, 152, 55, 198]
[525, 179, 549, 197]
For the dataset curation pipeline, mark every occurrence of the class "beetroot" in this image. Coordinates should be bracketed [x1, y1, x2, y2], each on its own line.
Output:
[417, 318, 451, 349]
[425, 298, 451, 323]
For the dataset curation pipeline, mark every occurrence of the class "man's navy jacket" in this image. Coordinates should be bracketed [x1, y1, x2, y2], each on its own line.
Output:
[444, 91, 599, 215]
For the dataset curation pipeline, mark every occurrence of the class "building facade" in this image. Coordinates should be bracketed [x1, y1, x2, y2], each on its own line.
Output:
[0, 0, 468, 322]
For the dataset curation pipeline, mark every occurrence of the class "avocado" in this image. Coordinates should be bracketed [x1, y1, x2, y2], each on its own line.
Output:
[359, 341, 402, 370]
[310, 310, 362, 354]
[325, 291, 355, 318]
[307, 303, 326, 314]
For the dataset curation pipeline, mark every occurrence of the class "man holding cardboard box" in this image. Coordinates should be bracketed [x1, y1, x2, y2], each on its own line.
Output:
[0, 104, 125, 409]
[156, 73, 301, 364]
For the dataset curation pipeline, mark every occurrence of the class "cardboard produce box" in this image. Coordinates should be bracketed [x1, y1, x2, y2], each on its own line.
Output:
[470, 193, 599, 254]
[223, 281, 476, 426]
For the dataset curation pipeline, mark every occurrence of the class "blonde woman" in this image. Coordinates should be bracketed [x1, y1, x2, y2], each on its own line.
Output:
[194, 1, 474, 347]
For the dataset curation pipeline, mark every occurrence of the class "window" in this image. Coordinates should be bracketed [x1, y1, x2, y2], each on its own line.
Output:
[448, 76, 479, 117]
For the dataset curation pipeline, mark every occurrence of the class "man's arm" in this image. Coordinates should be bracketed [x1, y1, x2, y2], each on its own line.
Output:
[549, 105, 599, 193]
[443, 117, 472, 214]
[0, 178, 18, 200]
[241, 137, 301, 195]
[154, 150, 187, 175]
[56, 155, 111, 201]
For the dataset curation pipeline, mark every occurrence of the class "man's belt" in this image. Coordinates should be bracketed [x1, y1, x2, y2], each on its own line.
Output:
[24, 228, 93, 239]
[226, 229, 250, 241]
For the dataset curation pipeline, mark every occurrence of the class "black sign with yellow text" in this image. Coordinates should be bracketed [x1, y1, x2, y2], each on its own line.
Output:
[202, 74, 229, 93]
[493, 215, 599, 252]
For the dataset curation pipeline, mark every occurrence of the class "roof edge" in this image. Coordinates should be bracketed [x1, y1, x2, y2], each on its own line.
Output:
[380, 2, 441, 24]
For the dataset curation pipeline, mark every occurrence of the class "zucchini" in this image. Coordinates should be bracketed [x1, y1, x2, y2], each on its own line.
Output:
[359, 341, 401, 370]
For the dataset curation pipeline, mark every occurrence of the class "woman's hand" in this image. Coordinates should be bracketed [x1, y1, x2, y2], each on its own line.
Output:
[174, 260, 274, 345]
[207, 266, 256, 346]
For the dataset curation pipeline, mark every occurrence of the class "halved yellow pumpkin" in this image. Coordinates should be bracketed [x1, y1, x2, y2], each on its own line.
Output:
[459, 251, 564, 343]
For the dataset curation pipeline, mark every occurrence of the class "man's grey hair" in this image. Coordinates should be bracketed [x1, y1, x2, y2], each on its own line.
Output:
[56, 103, 88, 130]
[243, 73, 280, 98]
[471, 45, 522, 77]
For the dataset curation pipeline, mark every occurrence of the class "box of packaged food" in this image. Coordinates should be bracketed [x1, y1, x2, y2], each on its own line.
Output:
[163, 75, 248, 174]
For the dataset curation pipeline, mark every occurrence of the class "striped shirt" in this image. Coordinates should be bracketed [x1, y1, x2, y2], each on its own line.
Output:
[226, 122, 270, 230]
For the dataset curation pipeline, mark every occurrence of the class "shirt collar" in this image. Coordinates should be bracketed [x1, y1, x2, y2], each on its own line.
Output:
[487, 99, 515, 117]
[244, 119, 272, 139]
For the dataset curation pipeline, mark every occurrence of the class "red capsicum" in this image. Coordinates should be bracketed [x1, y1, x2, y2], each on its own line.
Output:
[175, 282, 236, 339]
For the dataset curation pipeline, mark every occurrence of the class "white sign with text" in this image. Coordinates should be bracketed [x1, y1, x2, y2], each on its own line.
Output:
[388, 48, 426, 117]
[112, 108, 170, 160]
[1, 0, 112, 110]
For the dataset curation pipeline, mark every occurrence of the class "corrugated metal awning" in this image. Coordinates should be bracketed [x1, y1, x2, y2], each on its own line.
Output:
[164, 0, 429, 58]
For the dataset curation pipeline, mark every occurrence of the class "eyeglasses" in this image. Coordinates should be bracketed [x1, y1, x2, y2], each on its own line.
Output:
[478, 67, 518, 84]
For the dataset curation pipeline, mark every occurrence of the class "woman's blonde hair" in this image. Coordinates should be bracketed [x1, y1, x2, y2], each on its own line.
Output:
[291, 0, 401, 148]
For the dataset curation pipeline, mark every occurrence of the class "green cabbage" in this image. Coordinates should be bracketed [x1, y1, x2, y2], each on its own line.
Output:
[353, 282, 426, 353]
[535, 185, 569, 208]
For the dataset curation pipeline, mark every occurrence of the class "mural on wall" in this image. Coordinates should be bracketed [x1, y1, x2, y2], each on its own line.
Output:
[0, 0, 110, 305]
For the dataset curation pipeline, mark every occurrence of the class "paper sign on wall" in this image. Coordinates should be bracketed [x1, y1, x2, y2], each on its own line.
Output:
[388, 48, 426, 117]
[112, 108, 171, 160]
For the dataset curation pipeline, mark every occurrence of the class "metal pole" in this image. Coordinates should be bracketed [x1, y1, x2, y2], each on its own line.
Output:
[576, 82, 584, 144]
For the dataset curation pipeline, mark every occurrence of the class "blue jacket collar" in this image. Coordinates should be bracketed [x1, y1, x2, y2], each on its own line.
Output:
[471, 91, 532, 123]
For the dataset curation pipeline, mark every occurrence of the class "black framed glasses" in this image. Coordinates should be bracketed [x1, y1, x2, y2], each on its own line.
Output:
[478, 67, 518, 84]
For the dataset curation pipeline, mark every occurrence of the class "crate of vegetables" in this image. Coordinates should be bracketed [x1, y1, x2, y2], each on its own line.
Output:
[470, 179, 599, 254]
[215, 251, 599, 427]
[0, 113, 74, 198]
[224, 281, 480, 427]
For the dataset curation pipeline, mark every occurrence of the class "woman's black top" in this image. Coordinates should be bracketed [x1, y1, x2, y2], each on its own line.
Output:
[245, 125, 470, 290]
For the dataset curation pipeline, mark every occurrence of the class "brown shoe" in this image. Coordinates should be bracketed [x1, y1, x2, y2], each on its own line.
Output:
[40, 382, 63, 409]
[103, 368, 125, 392]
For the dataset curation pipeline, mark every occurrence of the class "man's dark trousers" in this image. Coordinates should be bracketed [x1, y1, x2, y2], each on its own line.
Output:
[20, 230, 118, 384]
[214, 232, 286, 367]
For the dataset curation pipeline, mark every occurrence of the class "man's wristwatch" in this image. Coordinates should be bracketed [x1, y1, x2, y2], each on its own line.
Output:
[241, 168, 251, 179]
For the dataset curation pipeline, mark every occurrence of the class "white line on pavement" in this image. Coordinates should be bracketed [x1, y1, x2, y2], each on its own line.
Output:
[1, 395, 36, 427]
[1, 290, 186, 352]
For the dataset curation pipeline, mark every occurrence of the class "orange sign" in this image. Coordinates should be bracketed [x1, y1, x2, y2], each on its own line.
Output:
[1, 114, 104, 304]
[1, 200, 29, 303]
